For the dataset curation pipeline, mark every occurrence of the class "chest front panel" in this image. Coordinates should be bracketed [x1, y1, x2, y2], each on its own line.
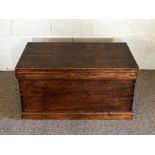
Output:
[19, 79, 135, 113]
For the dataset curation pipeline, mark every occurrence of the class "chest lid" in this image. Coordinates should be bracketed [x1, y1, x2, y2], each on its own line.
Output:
[15, 42, 139, 80]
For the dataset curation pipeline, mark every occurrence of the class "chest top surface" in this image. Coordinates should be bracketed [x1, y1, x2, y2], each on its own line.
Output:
[16, 42, 139, 70]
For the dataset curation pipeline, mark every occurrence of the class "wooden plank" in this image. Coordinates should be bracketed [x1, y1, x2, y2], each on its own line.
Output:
[22, 112, 133, 120]
[20, 79, 135, 97]
[23, 97, 133, 112]
[15, 69, 139, 80]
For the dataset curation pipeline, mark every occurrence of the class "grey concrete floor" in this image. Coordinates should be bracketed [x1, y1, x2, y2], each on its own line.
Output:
[0, 70, 155, 135]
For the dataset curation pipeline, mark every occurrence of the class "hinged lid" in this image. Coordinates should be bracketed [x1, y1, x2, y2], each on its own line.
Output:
[15, 42, 139, 80]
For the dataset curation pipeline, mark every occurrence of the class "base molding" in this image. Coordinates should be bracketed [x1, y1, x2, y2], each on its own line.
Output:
[22, 112, 133, 120]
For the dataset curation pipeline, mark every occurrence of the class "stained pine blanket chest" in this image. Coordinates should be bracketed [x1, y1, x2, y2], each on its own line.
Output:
[15, 42, 139, 120]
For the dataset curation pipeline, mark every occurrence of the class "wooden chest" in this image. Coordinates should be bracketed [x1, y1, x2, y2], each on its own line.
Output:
[15, 42, 139, 120]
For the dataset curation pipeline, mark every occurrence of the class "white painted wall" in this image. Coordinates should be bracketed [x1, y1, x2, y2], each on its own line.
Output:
[0, 19, 155, 70]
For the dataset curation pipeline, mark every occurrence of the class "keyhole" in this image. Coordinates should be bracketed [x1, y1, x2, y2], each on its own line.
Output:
[76, 73, 79, 79]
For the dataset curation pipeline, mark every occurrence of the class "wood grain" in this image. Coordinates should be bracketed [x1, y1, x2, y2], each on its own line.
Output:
[19, 79, 135, 113]
[16, 69, 138, 80]
[16, 42, 139, 70]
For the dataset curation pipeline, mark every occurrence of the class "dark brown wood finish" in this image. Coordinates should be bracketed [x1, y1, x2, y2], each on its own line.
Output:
[15, 42, 139, 120]
[20, 79, 135, 112]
